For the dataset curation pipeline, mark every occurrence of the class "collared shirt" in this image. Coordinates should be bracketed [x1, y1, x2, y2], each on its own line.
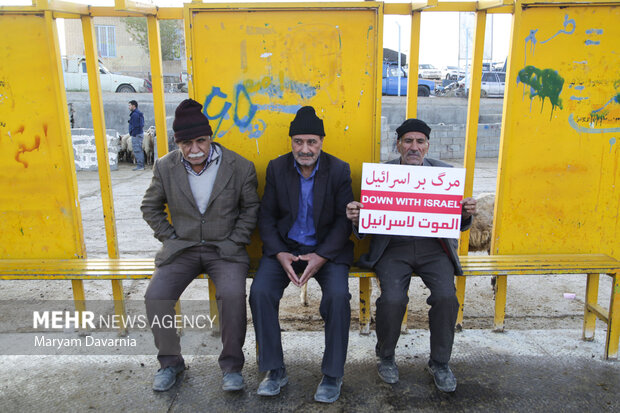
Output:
[287, 157, 320, 246]
[181, 144, 219, 176]
[182, 144, 222, 214]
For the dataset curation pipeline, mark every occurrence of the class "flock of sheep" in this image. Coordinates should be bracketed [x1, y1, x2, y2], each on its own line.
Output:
[118, 125, 156, 166]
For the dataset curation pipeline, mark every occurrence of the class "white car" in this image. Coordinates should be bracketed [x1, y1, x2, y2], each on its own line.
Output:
[442, 66, 466, 81]
[62, 56, 148, 93]
[458, 71, 506, 98]
[418, 64, 441, 80]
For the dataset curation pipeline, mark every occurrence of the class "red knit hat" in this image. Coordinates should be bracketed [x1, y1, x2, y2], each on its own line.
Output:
[173, 99, 213, 142]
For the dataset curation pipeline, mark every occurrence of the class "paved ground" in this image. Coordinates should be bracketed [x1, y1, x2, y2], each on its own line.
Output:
[0, 330, 617, 412]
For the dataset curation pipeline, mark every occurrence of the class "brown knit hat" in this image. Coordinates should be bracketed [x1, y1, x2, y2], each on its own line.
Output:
[173, 99, 213, 142]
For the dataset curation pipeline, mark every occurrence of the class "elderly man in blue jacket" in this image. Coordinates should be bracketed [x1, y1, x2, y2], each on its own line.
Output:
[346, 118, 477, 393]
[128, 99, 145, 171]
[250, 106, 354, 403]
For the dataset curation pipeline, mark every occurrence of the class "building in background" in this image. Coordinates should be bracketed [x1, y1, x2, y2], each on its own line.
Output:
[63, 17, 186, 81]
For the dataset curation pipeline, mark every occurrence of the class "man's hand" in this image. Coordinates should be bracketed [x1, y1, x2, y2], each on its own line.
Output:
[297, 253, 328, 287]
[461, 197, 477, 219]
[346, 201, 364, 226]
[276, 252, 301, 286]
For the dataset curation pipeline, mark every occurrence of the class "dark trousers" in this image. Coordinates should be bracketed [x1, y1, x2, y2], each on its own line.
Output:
[144, 245, 248, 372]
[374, 238, 459, 364]
[249, 255, 351, 378]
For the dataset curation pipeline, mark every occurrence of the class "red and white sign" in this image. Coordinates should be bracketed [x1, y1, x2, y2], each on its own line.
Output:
[359, 162, 465, 238]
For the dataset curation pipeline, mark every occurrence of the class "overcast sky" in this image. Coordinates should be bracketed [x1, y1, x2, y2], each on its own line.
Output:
[1, 0, 512, 68]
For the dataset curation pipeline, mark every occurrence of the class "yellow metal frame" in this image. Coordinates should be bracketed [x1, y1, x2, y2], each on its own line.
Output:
[2, 0, 619, 360]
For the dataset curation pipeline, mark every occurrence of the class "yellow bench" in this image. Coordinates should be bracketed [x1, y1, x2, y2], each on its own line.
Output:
[0, 253, 618, 359]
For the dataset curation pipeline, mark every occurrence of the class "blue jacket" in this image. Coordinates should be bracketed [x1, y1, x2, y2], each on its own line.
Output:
[128, 108, 144, 136]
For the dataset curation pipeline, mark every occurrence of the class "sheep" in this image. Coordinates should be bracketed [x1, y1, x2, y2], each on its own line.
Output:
[468, 193, 495, 253]
[118, 133, 133, 163]
[143, 126, 156, 165]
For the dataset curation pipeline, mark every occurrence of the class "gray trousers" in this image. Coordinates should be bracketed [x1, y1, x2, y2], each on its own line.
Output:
[374, 237, 459, 364]
[144, 245, 248, 372]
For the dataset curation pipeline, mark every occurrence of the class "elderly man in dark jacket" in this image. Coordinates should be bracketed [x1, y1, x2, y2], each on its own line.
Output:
[346, 118, 477, 393]
[249, 106, 353, 403]
[141, 99, 259, 393]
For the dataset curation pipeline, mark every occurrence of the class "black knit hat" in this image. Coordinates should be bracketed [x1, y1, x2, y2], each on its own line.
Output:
[173, 99, 213, 142]
[396, 118, 431, 140]
[289, 106, 325, 137]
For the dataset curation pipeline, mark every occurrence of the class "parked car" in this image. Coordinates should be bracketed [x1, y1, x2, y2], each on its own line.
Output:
[442, 66, 466, 81]
[62, 56, 148, 93]
[382, 62, 436, 97]
[418, 64, 441, 80]
[458, 71, 506, 98]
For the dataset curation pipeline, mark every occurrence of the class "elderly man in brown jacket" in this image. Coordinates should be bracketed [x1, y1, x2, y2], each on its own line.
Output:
[141, 99, 259, 393]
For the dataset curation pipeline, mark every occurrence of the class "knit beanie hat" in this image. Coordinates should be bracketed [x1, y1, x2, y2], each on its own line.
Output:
[173, 99, 213, 142]
[289, 106, 325, 137]
[396, 118, 431, 140]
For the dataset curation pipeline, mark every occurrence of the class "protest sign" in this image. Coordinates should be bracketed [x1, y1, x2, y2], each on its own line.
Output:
[359, 162, 466, 238]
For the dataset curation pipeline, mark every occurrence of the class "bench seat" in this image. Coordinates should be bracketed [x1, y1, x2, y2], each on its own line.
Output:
[0, 253, 618, 359]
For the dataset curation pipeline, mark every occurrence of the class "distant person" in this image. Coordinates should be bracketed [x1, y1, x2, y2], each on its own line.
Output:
[249, 106, 354, 403]
[346, 118, 477, 393]
[128, 100, 145, 171]
[141, 99, 259, 392]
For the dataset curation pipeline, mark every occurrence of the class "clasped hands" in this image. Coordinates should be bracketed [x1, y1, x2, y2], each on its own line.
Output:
[276, 251, 327, 287]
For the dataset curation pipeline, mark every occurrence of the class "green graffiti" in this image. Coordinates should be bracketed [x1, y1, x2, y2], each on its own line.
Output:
[589, 110, 607, 126]
[517, 65, 564, 117]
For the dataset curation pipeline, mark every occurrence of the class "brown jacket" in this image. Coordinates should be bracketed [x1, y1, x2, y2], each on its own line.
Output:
[141, 143, 259, 267]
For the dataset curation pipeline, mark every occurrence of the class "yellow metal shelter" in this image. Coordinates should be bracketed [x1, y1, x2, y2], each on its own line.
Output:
[0, 0, 618, 357]
[494, 3, 620, 258]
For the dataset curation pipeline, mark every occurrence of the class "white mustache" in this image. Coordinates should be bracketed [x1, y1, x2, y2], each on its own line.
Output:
[188, 152, 206, 159]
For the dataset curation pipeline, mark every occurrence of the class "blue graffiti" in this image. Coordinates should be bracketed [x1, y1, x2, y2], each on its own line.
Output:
[540, 14, 575, 44]
[585, 29, 603, 35]
[203, 86, 232, 138]
[524, 29, 538, 64]
[570, 96, 589, 101]
[261, 80, 317, 100]
[585, 40, 600, 46]
[568, 114, 620, 134]
[203, 84, 263, 139]
[256, 104, 301, 114]
[233, 84, 257, 129]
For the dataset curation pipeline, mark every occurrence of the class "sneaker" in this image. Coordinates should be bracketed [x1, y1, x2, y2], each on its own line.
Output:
[222, 372, 244, 391]
[426, 359, 457, 392]
[314, 375, 343, 403]
[152, 363, 185, 392]
[132, 166, 145, 171]
[257, 367, 288, 396]
[377, 357, 399, 384]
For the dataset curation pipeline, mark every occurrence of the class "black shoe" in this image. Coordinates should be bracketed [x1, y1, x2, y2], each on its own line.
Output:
[257, 367, 288, 396]
[377, 357, 399, 384]
[222, 372, 244, 391]
[426, 359, 457, 392]
[314, 375, 343, 403]
[152, 363, 185, 392]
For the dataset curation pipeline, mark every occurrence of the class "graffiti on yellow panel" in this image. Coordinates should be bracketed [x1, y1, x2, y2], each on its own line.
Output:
[189, 8, 378, 166]
[517, 9, 620, 135]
